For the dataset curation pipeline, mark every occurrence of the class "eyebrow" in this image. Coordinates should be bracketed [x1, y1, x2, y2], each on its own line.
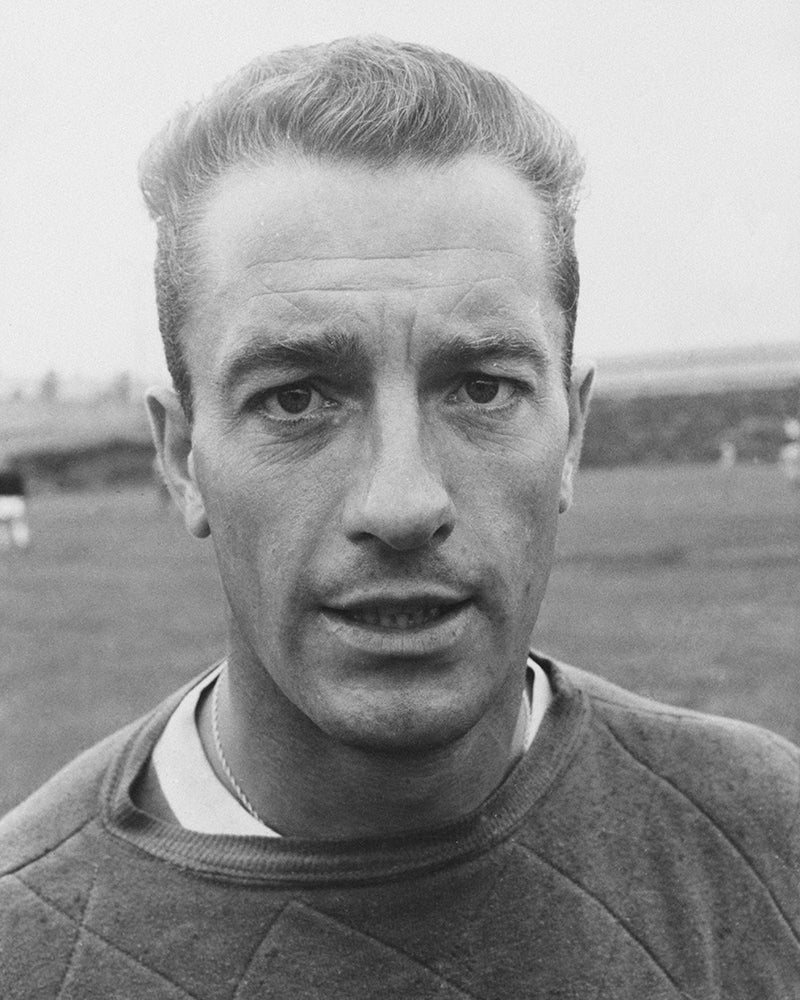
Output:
[218, 327, 550, 397]
[218, 329, 367, 395]
[423, 332, 550, 376]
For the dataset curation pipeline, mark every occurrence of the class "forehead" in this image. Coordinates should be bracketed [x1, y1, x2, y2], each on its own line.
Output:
[188, 156, 562, 369]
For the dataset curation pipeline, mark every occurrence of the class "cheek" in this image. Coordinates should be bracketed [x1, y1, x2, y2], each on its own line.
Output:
[195, 446, 336, 607]
[210, 483, 314, 575]
[466, 429, 565, 531]
[462, 431, 566, 600]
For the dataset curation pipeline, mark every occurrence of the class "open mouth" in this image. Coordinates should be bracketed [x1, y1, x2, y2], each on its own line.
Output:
[332, 600, 468, 631]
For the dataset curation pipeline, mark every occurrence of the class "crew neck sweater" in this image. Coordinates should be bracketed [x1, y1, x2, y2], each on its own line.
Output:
[1, 655, 798, 997]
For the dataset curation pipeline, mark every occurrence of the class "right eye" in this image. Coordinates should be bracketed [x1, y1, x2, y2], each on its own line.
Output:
[248, 382, 334, 420]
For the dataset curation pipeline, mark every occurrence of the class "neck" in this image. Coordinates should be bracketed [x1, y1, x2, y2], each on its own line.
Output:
[199, 656, 529, 839]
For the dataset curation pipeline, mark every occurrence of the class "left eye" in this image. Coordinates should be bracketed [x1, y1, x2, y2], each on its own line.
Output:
[455, 376, 515, 406]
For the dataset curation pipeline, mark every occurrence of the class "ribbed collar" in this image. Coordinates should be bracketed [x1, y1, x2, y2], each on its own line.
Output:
[102, 654, 590, 887]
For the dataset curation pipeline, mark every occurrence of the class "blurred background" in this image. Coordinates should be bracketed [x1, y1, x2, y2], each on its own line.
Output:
[2, 0, 798, 815]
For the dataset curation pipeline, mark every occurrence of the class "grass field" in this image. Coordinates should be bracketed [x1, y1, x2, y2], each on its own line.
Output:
[1, 462, 798, 816]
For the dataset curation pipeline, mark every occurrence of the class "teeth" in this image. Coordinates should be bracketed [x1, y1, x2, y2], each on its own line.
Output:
[350, 605, 444, 629]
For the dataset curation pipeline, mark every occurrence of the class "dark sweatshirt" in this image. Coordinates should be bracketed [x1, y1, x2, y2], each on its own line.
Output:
[1, 657, 798, 998]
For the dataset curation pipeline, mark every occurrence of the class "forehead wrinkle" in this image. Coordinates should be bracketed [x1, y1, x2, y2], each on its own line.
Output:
[212, 261, 483, 301]
[239, 246, 531, 268]
[246, 286, 315, 322]
[445, 273, 541, 318]
[243, 282, 473, 295]
[212, 243, 534, 303]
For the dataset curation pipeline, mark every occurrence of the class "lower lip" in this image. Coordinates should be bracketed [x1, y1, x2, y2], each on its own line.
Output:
[319, 602, 474, 658]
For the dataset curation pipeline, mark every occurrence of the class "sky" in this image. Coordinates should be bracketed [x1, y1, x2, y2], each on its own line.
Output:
[2, 0, 798, 383]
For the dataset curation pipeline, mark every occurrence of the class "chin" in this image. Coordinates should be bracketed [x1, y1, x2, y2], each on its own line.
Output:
[316, 692, 484, 757]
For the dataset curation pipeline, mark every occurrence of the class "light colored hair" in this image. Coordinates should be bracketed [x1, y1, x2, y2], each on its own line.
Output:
[140, 37, 585, 417]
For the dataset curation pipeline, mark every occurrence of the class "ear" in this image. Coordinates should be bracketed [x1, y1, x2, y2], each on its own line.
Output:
[559, 359, 595, 514]
[146, 386, 210, 538]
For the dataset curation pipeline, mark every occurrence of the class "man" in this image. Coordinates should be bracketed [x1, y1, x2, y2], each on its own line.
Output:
[1, 38, 797, 997]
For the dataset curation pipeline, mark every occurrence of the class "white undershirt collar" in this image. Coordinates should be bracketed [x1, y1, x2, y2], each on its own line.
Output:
[151, 657, 553, 836]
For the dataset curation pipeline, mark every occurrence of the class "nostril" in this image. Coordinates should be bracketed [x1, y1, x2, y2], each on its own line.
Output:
[432, 519, 454, 543]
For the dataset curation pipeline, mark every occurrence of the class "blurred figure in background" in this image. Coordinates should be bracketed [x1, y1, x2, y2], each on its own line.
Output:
[779, 418, 800, 487]
[718, 439, 737, 469]
[0, 459, 30, 549]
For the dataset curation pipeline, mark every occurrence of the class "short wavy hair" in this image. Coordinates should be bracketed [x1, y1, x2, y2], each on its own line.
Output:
[140, 37, 584, 417]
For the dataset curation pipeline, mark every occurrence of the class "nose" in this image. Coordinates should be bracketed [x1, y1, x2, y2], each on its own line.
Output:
[343, 399, 455, 551]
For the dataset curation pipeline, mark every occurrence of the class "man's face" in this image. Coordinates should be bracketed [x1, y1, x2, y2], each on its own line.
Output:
[174, 155, 589, 753]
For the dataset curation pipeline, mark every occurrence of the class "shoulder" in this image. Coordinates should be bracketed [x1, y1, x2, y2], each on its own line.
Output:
[543, 654, 800, 859]
[0, 723, 138, 877]
[0, 669, 214, 880]
[0, 720, 152, 994]
[0, 671, 214, 879]
[557, 657, 800, 781]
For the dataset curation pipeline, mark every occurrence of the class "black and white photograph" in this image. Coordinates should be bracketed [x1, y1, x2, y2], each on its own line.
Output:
[1, 2, 798, 995]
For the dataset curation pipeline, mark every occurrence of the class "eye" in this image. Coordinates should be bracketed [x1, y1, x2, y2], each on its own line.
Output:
[453, 375, 517, 407]
[248, 382, 333, 420]
[274, 385, 315, 414]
